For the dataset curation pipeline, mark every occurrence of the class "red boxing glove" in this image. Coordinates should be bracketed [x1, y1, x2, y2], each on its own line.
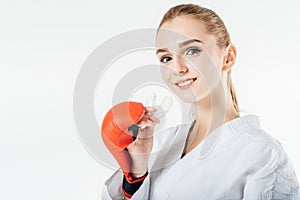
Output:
[101, 101, 146, 183]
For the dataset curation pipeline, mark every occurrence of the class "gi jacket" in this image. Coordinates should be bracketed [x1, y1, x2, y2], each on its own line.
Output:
[102, 114, 300, 200]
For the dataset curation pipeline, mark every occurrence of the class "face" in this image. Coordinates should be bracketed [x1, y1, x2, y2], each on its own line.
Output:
[156, 16, 228, 103]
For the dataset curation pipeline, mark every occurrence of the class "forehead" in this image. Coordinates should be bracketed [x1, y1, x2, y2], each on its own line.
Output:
[156, 16, 216, 50]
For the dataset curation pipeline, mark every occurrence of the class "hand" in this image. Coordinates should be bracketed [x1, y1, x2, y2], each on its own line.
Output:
[127, 106, 160, 178]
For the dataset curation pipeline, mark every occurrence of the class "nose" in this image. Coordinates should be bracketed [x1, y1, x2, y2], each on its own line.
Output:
[171, 55, 189, 75]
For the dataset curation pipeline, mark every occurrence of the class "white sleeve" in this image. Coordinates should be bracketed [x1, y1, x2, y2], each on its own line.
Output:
[101, 125, 184, 200]
[101, 168, 151, 200]
[243, 141, 300, 200]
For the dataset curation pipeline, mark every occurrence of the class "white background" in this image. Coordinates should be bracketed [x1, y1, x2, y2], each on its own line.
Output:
[1, 0, 299, 199]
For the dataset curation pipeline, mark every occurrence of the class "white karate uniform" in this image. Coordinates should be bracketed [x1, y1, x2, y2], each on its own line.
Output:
[102, 114, 300, 200]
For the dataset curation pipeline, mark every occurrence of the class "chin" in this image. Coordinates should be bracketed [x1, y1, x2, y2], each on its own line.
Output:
[183, 94, 208, 103]
[180, 94, 197, 103]
[171, 89, 196, 103]
[172, 85, 210, 103]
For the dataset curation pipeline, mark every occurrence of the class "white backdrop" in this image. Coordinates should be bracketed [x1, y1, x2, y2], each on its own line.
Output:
[1, 0, 299, 199]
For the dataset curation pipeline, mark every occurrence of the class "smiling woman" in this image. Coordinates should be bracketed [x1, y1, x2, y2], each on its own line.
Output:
[101, 3, 300, 200]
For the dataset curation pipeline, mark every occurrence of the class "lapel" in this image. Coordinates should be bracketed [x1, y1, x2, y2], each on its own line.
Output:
[149, 120, 226, 199]
[148, 122, 194, 199]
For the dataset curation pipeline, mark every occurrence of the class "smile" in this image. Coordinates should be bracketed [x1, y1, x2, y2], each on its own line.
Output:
[175, 78, 197, 89]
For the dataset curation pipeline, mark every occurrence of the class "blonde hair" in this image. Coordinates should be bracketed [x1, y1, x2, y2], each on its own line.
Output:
[157, 4, 240, 119]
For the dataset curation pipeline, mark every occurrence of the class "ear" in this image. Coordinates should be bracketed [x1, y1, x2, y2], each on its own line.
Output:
[222, 43, 237, 73]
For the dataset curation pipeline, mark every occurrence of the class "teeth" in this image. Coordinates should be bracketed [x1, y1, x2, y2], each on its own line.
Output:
[178, 79, 194, 87]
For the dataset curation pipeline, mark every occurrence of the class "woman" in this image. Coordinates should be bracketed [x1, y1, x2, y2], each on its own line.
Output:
[102, 4, 299, 200]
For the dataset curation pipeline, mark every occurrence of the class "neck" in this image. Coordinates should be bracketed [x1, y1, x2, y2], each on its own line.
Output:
[184, 80, 240, 155]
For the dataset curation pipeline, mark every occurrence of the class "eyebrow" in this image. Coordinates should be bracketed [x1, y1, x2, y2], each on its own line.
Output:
[156, 39, 203, 54]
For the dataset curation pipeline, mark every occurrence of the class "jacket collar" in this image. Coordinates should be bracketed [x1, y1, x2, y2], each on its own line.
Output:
[181, 113, 261, 160]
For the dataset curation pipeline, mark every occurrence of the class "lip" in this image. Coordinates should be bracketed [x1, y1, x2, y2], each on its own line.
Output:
[175, 78, 197, 90]
[175, 77, 197, 85]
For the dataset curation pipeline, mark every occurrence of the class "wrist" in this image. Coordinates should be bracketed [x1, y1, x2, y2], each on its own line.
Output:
[130, 162, 148, 178]
[122, 171, 148, 199]
[131, 171, 148, 179]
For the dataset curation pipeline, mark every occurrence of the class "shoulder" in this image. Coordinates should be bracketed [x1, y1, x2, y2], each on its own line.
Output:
[240, 129, 300, 198]
[221, 117, 295, 173]
[230, 126, 287, 165]
[221, 113, 283, 155]
[238, 127, 284, 156]
[223, 123, 300, 198]
[239, 128, 299, 182]
[244, 128, 281, 147]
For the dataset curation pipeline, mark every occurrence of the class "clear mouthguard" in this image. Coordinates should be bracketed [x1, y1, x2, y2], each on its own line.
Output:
[139, 93, 173, 129]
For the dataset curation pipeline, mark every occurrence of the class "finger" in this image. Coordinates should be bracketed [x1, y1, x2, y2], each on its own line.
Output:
[149, 113, 160, 123]
[138, 112, 159, 123]
[139, 124, 147, 129]
[145, 106, 157, 113]
[137, 119, 152, 129]
[136, 115, 149, 126]
[137, 114, 160, 128]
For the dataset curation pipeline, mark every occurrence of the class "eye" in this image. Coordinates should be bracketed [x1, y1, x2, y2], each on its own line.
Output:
[160, 56, 172, 63]
[186, 47, 202, 55]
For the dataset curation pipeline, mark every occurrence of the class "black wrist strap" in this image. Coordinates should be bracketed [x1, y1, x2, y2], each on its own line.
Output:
[122, 172, 148, 196]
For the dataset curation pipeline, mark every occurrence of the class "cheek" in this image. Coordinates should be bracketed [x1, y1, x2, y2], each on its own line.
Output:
[189, 52, 222, 91]
[160, 66, 172, 86]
